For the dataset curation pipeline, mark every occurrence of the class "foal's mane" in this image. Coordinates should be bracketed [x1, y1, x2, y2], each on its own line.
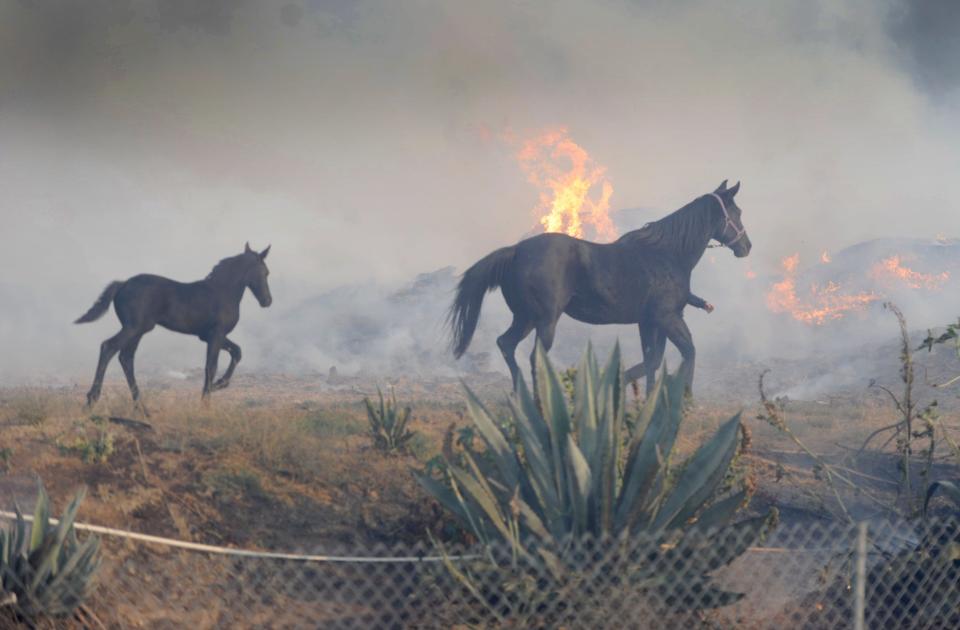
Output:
[617, 195, 718, 253]
[206, 253, 252, 282]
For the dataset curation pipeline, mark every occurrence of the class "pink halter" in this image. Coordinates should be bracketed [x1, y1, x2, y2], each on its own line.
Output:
[709, 193, 746, 247]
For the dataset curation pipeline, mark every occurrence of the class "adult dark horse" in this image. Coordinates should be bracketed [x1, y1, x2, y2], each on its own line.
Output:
[75, 243, 272, 409]
[450, 181, 751, 394]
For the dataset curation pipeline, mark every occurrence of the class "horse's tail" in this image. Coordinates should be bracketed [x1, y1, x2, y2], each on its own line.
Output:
[449, 246, 516, 358]
[74, 281, 123, 324]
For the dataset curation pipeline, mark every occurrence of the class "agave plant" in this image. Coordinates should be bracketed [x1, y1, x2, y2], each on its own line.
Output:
[365, 387, 415, 453]
[1, 484, 101, 621]
[419, 342, 775, 621]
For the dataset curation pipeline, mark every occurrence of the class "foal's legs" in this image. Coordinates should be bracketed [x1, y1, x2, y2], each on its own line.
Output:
[211, 338, 242, 391]
[497, 316, 533, 387]
[658, 315, 696, 394]
[118, 331, 148, 412]
[86, 328, 138, 407]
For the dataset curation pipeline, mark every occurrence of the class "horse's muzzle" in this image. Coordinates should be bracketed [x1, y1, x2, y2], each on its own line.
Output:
[732, 235, 752, 258]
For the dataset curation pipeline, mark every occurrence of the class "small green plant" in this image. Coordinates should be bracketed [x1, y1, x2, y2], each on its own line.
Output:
[0, 448, 11, 474]
[1, 483, 101, 621]
[419, 342, 774, 624]
[364, 388, 415, 454]
[57, 417, 115, 464]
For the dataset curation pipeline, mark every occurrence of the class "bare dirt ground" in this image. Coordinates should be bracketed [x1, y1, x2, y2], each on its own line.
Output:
[1, 365, 958, 627]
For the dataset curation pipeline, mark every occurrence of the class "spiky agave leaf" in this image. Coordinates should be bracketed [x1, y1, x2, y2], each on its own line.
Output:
[614, 368, 684, 532]
[651, 414, 742, 532]
[365, 387, 415, 452]
[533, 343, 572, 512]
[1, 483, 101, 621]
[420, 341, 772, 616]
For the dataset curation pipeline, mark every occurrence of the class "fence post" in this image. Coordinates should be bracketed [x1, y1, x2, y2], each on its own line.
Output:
[854, 521, 867, 630]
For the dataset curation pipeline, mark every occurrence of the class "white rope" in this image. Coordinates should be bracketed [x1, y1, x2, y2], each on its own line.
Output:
[0, 509, 477, 563]
[0, 510, 840, 560]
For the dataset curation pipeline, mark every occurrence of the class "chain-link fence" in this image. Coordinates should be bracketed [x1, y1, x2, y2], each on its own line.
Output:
[6, 515, 960, 628]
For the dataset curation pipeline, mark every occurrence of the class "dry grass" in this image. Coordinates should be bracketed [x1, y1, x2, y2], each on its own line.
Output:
[0, 375, 476, 551]
[1, 387, 63, 427]
[2, 370, 956, 628]
[0, 373, 942, 546]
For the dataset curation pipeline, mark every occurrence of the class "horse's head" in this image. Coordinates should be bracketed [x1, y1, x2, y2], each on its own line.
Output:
[710, 180, 751, 258]
[243, 242, 273, 307]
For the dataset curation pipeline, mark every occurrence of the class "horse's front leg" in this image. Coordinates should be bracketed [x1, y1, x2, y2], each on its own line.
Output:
[212, 338, 241, 391]
[625, 323, 665, 394]
[202, 336, 224, 399]
[658, 315, 696, 395]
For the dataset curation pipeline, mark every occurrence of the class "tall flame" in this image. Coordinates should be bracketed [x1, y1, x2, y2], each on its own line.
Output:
[516, 128, 617, 240]
[766, 254, 879, 325]
[871, 255, 949, 290]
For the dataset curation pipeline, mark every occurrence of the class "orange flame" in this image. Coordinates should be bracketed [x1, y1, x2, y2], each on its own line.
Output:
[516, 128, 617, 240]
[820, 250, 831, 264]
[766, 254, 879, 325]
[871, 255, 949, 290]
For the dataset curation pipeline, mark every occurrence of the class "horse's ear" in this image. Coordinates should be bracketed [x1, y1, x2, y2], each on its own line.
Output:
[245, 242, 253, 254]
[726, 181, 740, 197]
[714, 180, 728, 193]
[259, 245, 271, 260]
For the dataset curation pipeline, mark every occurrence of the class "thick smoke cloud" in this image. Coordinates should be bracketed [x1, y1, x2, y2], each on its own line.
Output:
[887, 0, 960, 96]
[0, 1, 958, 384]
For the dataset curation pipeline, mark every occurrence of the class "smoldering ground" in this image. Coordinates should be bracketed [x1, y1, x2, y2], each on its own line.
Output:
[1, 1, 959, 392]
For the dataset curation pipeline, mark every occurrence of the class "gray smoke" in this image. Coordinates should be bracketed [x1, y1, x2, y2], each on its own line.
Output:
[1, 1, 959, 385]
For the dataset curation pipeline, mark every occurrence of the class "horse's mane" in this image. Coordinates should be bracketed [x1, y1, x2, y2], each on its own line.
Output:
[617, 195, 718, 253]
[206, 254, 251, 282]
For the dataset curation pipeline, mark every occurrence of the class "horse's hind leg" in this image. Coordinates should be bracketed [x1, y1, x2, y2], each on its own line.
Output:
[86, 329, 136, 407]
[497, 317, 533, 387]
[529, 317, 559, 382]
[626, 322, 660, 388]
[659, 316, 695, 395]
[118, 331, 150, 416]
[640, 324, 666, 396]
[625, 322, 650, 384]
[212, 338, 241, 391]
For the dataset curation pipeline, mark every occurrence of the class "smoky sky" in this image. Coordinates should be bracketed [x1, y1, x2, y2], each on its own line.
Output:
[887, 0, 960, 96]
[1, 0, 959, 382]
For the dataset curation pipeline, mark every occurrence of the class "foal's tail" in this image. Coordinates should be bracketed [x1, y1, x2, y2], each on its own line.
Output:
[74, 281, 123, 324]
[449, 246, 516, 358]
